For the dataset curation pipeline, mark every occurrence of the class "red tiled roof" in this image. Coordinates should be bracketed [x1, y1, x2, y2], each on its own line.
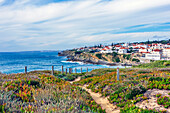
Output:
[153, 49, 161, 52]
[140, 47, 145, 49]
[141, 52, 150, 53]
[105, 46, 110, 49]
[115, 45, 121, 47]
[153, 43, 158, 46]
[120, 47, 128, 49]
[134, 47, 139, 49]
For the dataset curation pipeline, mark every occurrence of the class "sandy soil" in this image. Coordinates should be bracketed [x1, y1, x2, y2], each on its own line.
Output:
[69, 77, 81, 84]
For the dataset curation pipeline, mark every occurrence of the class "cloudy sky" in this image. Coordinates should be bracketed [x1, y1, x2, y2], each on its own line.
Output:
[0, 0, 170, 52]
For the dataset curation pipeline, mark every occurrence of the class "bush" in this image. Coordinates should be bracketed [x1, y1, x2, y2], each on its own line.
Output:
[64, 75, 75, 81]
[120, 105, 159, 113]
[75, 51, 83, 54]
[137, 70, 151, 74]
[132, 58, 140, 62]
[149, 77, 163, 81]
[112, 52, 118, 57]
[125, 85, 146, 100]
[115, 58, 120, 62]
[157, 96, 170, 108]
[96, 54, 102, 59]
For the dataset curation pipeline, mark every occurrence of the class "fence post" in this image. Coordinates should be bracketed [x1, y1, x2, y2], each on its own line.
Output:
[81, 68, 82, 74]
[71, 68, 72, 74]
[87, 67, 88, 73]
[61, 65, 64, 74]
[117, 67, 119, 81]
[69, 68, 71, 74]
[75, 68, 77, 74]
[25, 66, 27, 74]
[52, 66, 54, 75]
[66, 68, 67, 74]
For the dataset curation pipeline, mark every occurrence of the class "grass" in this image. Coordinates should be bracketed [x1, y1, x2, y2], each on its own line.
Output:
[134, 60, 170, 68]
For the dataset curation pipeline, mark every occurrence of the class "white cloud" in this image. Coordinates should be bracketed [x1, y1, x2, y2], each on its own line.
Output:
[0, 0, 170, 51]
[0, 0, 4, 3]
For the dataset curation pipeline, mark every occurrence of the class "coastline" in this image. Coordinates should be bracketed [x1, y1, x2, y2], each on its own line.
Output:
[66, 58, 132, 66]
[58, 51, 134, 67]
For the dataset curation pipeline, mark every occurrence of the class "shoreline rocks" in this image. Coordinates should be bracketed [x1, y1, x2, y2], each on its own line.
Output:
[58, 51, 133, 66]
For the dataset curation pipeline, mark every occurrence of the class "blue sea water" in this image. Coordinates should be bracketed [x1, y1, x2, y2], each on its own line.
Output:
[0, 51, 125, 74]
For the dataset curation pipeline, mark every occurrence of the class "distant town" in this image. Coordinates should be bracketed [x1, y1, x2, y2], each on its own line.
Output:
[72, 39, 170, 63]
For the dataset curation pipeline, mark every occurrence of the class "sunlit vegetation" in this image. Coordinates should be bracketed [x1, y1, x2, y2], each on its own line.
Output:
[0, 67, 170, 113]
[0, 72, 105, 113]
[76, 68, 170, 113]
[134, 60, 170, 68]
[157, 94, 170, 108]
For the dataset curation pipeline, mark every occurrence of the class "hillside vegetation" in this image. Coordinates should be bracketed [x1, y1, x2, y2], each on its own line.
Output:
[1, 66, 170, 113]
[76, 68, 170, 113]
[134, 60, 170, 68]
[0, 72, 105, 113]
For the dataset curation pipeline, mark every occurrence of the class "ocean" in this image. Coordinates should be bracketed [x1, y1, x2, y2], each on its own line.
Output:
[0, 51, 125, 74]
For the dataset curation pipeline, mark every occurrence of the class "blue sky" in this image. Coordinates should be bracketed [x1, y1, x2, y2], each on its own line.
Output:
[0, 0, 170, 52]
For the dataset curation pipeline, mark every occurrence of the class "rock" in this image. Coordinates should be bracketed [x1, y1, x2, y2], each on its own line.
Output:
[135, 89, 170, 112]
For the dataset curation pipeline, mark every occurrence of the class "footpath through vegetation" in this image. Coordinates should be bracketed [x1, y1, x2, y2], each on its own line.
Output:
[75, 68, 170, 113]
[70, 77, 119, 113]
[0, 64, 170, 113]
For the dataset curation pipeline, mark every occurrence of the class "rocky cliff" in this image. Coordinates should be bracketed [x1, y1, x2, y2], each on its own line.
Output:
[58, 50, 140, 66]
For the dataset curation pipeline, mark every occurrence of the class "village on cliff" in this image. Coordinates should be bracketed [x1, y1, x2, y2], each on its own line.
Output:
[73, 40, 170, 62]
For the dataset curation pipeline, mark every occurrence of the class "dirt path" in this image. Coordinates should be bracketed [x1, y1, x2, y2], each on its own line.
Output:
[69, 77, 81, 84]
[81, 86, 120, 113]
[69, 77, 120, 113]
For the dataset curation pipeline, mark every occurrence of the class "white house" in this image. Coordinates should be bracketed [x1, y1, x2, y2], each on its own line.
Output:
[115, 45, 122, 50]
[162, 48, 170, 59]
[137, 43, 148, 49]
[133, 47, 140, 52]
[151, 43, 164, 49]
[123, 43, 129, 47]
[139, 47, 147, 53]
[144, 49, 163, 60]
[100, 47, 113, 53]
[164, 44, 170, 48]
[118, 47, 128, 54]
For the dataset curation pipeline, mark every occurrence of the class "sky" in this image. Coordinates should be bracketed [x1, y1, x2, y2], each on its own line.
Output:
[0, 0, 170, 52]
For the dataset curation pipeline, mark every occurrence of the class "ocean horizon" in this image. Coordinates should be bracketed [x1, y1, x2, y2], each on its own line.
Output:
[0, 51, 125, 74]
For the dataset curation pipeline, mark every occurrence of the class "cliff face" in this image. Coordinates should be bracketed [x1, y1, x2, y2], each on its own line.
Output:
[58, 50, 140, 66]
[58, 50, 115, 65]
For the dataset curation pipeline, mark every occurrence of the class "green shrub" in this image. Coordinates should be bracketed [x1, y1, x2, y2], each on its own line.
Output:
[125, 85, 146, 100]
[137, 70, 151, 74]
[96, 54, 102, 59]
[132, 58, 140, 62]
[157, 96, 170, 108]
[120, 105, 159, 113]
[115, 58, 120, 62]
[64, 75, 75, 81]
